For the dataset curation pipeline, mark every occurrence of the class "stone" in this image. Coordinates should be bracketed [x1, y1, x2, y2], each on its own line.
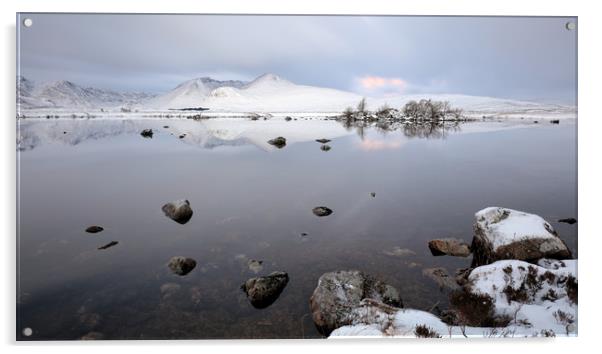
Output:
[471, 207, 572, 266]
[168, 256, 197, 276]
[428, 238, 471, 257]
[162, 199, 193, 224]
[312, 206, 333, 217]
[85, 225, 104, 234]
[267, 137, 287, 148]
[309, 270, 402, 335]
[241, 271, 289, 309]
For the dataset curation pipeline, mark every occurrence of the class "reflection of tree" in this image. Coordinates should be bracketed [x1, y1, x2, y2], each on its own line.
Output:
[338, 120, 464, 140]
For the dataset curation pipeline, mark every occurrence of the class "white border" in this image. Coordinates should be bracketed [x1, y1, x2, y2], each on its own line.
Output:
[2, 1, 601, 353]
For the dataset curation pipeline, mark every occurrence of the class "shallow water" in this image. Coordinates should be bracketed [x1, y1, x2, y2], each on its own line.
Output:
[16, 118, 577, 340]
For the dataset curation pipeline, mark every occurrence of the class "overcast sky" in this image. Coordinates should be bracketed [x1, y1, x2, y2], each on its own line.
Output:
[18, 14, 577, 104]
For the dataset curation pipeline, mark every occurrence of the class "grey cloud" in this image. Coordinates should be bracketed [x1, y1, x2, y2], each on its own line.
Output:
[18, 14, 576, 104]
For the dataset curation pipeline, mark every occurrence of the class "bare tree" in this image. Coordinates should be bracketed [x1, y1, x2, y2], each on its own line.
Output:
[356, 97, 367, 114]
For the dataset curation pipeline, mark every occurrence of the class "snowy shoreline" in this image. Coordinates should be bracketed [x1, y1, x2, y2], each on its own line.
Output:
[312, 207, 578, 338]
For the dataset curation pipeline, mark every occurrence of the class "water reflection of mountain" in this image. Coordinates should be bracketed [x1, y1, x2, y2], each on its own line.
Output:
[17, 118, 352, 151]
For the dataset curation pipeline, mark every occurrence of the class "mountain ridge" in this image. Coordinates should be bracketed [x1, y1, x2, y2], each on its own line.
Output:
[17, 74, 576, 118]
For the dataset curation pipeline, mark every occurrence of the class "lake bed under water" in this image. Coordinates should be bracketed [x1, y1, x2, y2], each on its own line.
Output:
[16, 118, 577, 340]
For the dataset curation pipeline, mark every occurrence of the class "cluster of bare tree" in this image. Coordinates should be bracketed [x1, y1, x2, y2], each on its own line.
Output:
[341, 98, 464, 122]
[402, 99, 463, 121]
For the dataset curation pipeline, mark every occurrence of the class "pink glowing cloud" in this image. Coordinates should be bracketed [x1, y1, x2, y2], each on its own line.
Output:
[358, 76, 408, 93]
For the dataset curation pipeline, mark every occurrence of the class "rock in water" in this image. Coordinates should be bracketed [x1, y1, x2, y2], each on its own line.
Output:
[168, 256, 197, 276]
[85, 225, 104, 234]
[471, 207, 572, 266]
[285, 116, 292, 121]
[312, 206, 333, 217]
[97, 241, 118, 250]
[241, 271, 289, 308]
[422, 267, 460, 291]
[309, 270, 402, 335]
[320, 144, 331, 151]
[316, 139, 331, 144]
[267, 137, 287, 149]
[370, 192, 376, 198]
[162, 199, 193, 224]
[428, 238, 471, 257]
[558, 218, 577, 225]
[140, 129, 153, 138]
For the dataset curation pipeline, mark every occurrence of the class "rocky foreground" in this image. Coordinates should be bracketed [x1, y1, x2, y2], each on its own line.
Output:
[310, 207, 577, 338]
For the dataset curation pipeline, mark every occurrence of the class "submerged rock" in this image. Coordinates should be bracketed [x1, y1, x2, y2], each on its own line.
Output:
[162, 199, 193, 224]
[160, 282, 181, 299]
[471, 207, 572, 266]
[428, 238, 471, 257]
[168, 256, 197, 276]
[312, 206, 333, 217]
[85, 225, 104, 234]
[241, 271, 289, 309]
[422, 267, 460, 292]
[267, 136, 287, 149]
[97, 241, 118, 250]
[247, 259, 264, 274]
[320, 144, 332, 151]
[309, 270, 402, 335]
[383, 247, 416, 257]
[140, 129, 153, 138]
[558, 218, 577, 225]
[316, 139, 331, 144]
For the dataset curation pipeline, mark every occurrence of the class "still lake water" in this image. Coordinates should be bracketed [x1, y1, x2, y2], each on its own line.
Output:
[17, 118, 577, 340]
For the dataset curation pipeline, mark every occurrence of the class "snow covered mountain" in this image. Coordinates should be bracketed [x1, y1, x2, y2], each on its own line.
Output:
[17, 74, 576, 118]
[147, 74, 575, 117]
[144, 77, 246, 109]
[144, 73, 364, 112]
[17, 76, 155, 110]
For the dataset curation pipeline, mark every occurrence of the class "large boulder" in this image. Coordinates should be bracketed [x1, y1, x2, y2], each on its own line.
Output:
[428, 238, 471, 257]
[162, 199, 193, 224]
[471, 207, 571, 266]
[456, 259, 578, 335]
[329, 299, 447, 338]
[309, 270, 402, 336]
[241, 271, 289, 309]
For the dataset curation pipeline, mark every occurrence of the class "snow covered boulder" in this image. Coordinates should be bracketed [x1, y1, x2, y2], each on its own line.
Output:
[329, 299, 448, 338]
[462, 259, 577, 336]
[161, 199, 193, 224]
[471, 207, 571, 266]
[310, 270, 402, 335]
